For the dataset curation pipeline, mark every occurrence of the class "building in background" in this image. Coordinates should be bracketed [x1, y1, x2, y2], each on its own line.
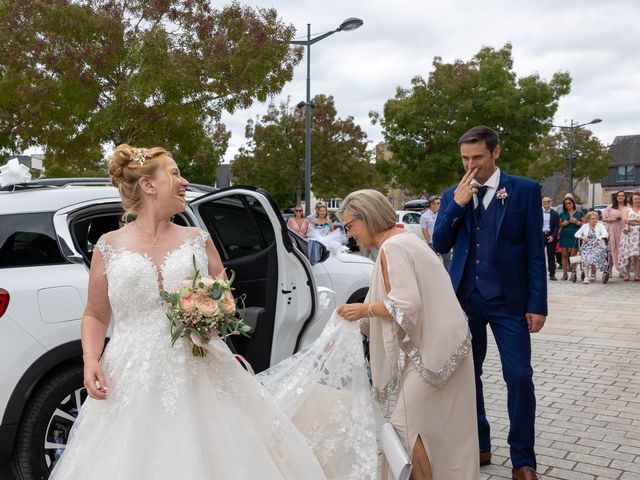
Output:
[601, 135, 640, 203]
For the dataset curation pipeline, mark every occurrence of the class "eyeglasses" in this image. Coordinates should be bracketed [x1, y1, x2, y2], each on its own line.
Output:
[295, 209, 302, 212]
[344, 218, 356, 234]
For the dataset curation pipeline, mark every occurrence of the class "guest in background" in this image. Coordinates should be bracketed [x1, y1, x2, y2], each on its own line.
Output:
[559, 197, 582, 281]
[312, 205, 334, 236]
[542, 197, 560, 280]
[618, 191, 640, 281]
[306, 201, 324, 223]
[420, 196, 440, 247]
[287, 205, 309, 238]
[575, 211, 608, 284]
[603, 190, 627, 277]
[421, 196, 451, 271]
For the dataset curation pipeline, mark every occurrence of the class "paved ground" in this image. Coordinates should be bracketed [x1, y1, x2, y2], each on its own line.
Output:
[2, 275, 639, 479]
[480, 274, 640, 479]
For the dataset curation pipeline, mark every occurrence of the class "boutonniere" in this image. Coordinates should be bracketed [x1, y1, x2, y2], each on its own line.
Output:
[496, 187, 508, 205]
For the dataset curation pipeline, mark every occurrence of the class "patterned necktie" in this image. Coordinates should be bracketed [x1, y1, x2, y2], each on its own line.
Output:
[475, 186, 489, 220]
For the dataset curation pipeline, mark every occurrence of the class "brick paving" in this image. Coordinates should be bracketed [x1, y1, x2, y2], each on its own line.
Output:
[480, 275, 640, 479]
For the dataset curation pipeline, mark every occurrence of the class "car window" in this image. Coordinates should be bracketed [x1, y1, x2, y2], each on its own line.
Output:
[197, 194, 275, 260]
[0, 213, 67, 268]
[404, 213, 421, 224]
[73, 213, 124, 262]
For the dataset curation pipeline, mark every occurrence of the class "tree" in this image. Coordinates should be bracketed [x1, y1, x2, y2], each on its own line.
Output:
[527, 128, 611, 184]
[0, 0, 302, 182]
[371, 43, 571, 194]
[232, 95, 379, 208]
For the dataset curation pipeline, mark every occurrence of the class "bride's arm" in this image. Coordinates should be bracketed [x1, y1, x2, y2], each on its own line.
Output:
[81, 249, 112, 400]
[205, 236, 226, 279]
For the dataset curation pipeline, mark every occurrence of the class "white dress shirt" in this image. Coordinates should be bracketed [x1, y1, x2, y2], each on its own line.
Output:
[471, 167, 501, 209]
[542, 209, 551, 232]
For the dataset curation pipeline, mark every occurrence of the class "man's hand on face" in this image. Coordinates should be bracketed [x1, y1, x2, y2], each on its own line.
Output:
[453, 168, 479, 207]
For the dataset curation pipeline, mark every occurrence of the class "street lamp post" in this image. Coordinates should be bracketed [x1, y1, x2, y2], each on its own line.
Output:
[553, 118, 602, 194]
[290, 17, 363, 216]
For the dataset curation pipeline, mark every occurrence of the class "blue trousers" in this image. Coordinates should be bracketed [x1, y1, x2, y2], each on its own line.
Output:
[459, 290, 537, 469]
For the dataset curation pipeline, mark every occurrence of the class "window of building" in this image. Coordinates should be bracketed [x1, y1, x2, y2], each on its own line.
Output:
[617, 166, 635, 182]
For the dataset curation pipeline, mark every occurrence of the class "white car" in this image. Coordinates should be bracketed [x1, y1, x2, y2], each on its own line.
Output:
[396, 210, 426, 241]
[0, 179, 372, 479]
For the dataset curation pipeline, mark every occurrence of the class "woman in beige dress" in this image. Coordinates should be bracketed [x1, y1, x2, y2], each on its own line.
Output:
[337, 189, 479, 480]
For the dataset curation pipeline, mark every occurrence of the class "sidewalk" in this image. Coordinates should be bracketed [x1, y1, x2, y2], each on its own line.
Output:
[480, 276, 640, 479]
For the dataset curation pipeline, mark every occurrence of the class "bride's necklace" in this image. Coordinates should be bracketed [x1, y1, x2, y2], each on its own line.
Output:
[133, 221, 170, 248]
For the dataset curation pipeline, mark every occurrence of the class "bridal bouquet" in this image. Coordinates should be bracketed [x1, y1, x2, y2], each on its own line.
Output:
[160, 255, 250, 357]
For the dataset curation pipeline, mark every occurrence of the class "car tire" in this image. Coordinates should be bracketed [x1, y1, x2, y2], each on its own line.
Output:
[12, 364, 85, 480]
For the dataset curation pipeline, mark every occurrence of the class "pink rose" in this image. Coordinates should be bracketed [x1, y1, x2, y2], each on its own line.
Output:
[223, 291, 236, 314]
[179, 293, 196, 312]
[195, 293, 219, 317]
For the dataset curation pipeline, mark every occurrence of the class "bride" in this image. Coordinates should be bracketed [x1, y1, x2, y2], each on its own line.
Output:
[49, 145, 377, 479]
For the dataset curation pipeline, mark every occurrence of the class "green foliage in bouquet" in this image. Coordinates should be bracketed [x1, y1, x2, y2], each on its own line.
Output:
[161, 255, 251, 357]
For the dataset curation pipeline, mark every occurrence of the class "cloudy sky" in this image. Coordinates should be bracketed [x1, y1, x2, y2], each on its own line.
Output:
[221, 0, 640, 161]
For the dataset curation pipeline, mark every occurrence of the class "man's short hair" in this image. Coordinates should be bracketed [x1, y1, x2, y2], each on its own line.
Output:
[459, 125, 500, 153]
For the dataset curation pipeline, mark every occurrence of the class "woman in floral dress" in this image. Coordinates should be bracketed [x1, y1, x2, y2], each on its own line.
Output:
[618, 191, 640, 281]
[603, 191, 627, 276]
[575, 212, 608, 284]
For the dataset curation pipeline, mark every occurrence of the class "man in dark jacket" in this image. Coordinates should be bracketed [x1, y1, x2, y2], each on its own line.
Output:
[542, 196, 560, 280]
[433, 125, 547, 480]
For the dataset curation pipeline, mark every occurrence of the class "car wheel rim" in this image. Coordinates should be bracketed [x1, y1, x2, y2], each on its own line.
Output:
[43, 386, 87, 470]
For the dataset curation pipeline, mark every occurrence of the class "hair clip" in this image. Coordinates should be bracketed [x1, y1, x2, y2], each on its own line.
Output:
[131, 148, 150, 166]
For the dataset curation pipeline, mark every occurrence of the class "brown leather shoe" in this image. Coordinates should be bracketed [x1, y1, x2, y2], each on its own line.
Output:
[512, 466, 540, 479]
[479, 450, 492, 466]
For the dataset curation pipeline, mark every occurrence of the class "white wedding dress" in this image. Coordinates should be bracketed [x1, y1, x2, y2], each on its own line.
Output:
[50, 230, 377, 480]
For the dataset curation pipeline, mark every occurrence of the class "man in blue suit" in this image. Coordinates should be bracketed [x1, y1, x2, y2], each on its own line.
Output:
[433, 126, 547, 480]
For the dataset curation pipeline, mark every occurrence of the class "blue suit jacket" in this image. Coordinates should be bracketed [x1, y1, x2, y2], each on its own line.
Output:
[433, 171, 548, 316]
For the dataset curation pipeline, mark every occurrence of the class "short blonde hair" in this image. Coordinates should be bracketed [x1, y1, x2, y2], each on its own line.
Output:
[585, 211, 599, 221]
[108, 144, 173, 216]
[337, 189, 396, 236]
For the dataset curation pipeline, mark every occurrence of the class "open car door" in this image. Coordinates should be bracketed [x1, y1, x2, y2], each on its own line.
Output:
[188, 187, 317, 372]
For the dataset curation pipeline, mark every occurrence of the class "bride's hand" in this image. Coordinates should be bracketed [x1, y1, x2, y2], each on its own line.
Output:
[337, 303, 367, 322]
[84, 358, 108, 400]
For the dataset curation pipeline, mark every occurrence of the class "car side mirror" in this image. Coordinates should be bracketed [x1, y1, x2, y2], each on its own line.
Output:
[307, 239, 330, 265]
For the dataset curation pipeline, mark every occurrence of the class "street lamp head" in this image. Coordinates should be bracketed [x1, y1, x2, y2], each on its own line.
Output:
[338, 17, 363, 32]
[590, 118, 602, 125]
[295, 100, 306, 110]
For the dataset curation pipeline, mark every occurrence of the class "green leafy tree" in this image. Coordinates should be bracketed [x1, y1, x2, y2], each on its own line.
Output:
[371, 43, 571, 194]
[0, 0, 301, 182]
[232, 95, 379, 208]
[527, 128, 611, 184]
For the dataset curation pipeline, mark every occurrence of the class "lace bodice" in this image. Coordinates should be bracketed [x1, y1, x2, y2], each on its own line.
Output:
[96, 230, 209, 318]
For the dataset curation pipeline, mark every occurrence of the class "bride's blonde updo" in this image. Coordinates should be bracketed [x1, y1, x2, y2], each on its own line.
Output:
[108, 144, 173, 215]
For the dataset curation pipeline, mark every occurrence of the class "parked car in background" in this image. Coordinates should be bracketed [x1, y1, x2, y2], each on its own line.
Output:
[592, 204, 608, 219]
[403, 199, 428, 212]
[0, 178, 372, 480]
[396, 210, 425, 241]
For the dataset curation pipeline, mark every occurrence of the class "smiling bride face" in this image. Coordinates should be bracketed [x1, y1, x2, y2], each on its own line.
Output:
[150, 157, 190, 217]
[108, 144, 189, 218]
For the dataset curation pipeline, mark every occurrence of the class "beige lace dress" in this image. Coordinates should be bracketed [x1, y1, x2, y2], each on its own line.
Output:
[363, 232, 479, 479]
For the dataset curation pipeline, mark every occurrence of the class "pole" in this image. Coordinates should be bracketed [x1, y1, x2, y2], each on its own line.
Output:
[304, 24, 312, 218]
[568, 119, 575, 195]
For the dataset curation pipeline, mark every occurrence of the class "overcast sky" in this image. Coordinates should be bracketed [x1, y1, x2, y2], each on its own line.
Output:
[221, 0, 640, 161]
